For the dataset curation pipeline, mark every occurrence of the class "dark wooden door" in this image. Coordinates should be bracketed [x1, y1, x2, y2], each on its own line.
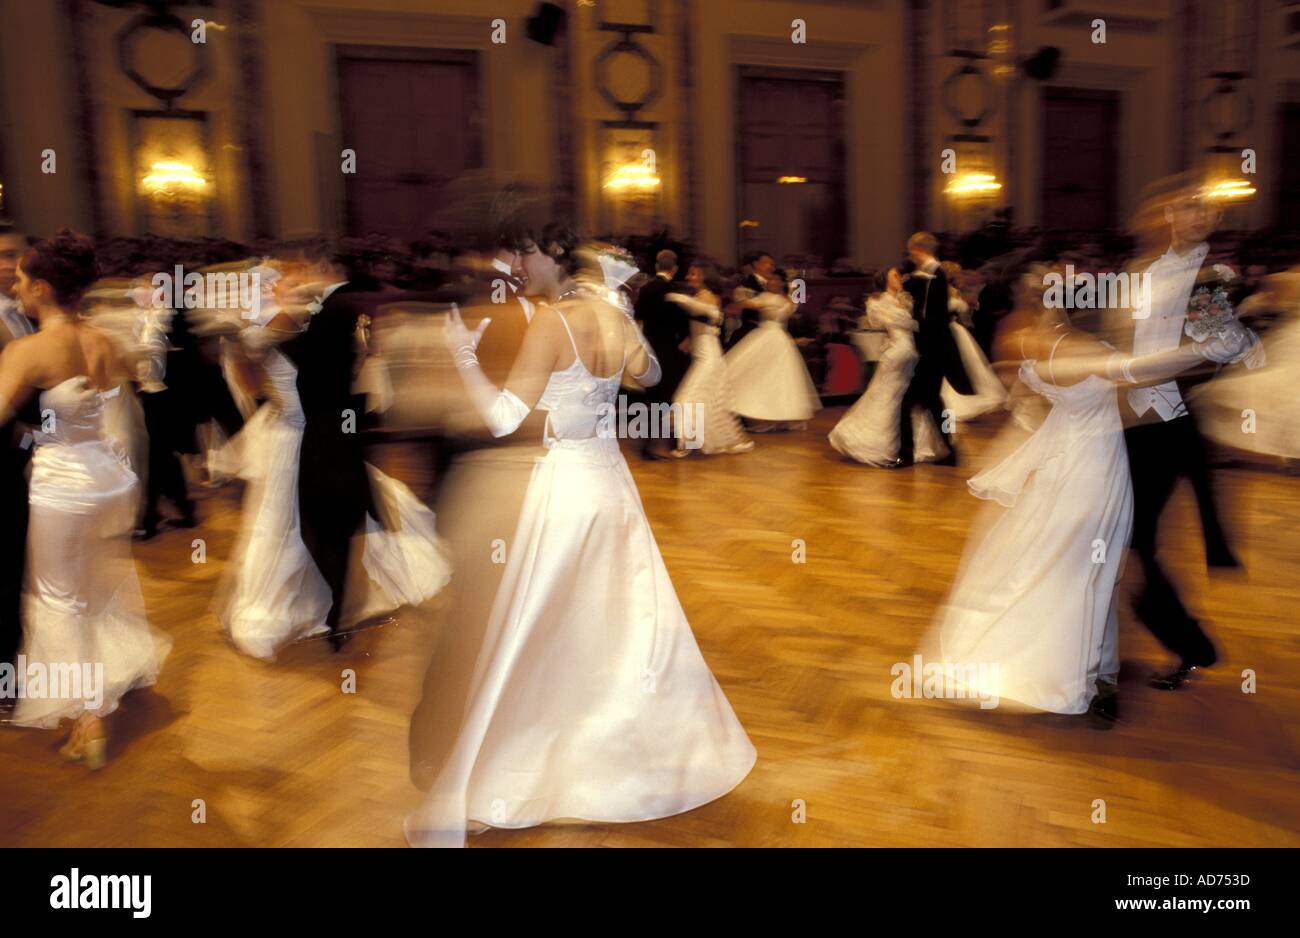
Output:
[1277, 103, 1300, 231]
[1041, 88, 1119, 231]
[737, 68, 846, 265]
[337, 48, 481, 241]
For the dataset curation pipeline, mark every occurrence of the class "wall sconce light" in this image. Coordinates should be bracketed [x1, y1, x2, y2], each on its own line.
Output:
[141, 160, 208, 196]
[1202, 178, 1256, 201]
[944, 172, 1002, 197]
[776, 176, 808, 184]
[739, 219, 760, 228]
[603, 161, 661, 191]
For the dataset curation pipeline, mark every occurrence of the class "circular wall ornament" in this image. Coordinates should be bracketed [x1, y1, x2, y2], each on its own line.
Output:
[595, 34, 662, 121]
[941, 60, 994, 130]
[116, 10, 208, 106]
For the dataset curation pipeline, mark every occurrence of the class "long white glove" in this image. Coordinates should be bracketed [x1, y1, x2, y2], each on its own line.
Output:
[443, 304, 530, 438]
[1105, 324, 1254, 385]
[666, 292, 721, 324]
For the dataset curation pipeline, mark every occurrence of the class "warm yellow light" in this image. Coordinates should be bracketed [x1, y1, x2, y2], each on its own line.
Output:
[142, 161, 208, 194]
[1203, 178, 1256, 201]
[945, 172, 1003, 197]
[777, 175, 808, 184]
[603, 162, 661, 191]
[739, 219, 760, 228]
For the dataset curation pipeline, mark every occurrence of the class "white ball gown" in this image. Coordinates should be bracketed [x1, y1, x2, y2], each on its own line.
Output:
[1191, 312, 1298, 460]
[724, 292, 820, 423]
[13, 377, 171, 728]
[936, 330, 1131, 714]
[829, 293, 948, 465]
[941, 320, 1007, 421]
[406, 300, 756, 847]
[669, 291, 751, 454]
[218, 330, 450, 660]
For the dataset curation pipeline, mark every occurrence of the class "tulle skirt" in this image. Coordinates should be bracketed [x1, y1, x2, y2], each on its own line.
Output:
[725, 323, 820, 422]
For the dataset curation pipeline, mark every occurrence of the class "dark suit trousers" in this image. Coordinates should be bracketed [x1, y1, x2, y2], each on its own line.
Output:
[141, 390, 194, 525]
[1124, 417, 1231, 666]
[898, 352, 953, 462]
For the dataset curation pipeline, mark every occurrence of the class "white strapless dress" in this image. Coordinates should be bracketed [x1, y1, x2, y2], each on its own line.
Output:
[13, 378, 171, 728]
[937, 360, 1132, 714]
[406, 302, 755, 847]
[218, 346, 450, 660]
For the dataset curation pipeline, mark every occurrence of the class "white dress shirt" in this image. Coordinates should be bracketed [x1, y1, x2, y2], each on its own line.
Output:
[0, 296, 34, 341]
[1127, 242, 1209, 421]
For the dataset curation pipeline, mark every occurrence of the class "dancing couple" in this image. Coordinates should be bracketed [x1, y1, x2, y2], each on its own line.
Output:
[830, 232, 973, 466]
[935, 174, 1263, 724]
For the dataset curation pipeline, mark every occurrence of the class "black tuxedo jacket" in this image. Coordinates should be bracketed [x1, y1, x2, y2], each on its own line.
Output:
[903, 265, 973, 395]
[281, 280, 379, 528]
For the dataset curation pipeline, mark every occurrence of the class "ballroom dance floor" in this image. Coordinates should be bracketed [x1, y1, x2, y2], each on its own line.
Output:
[2, 407, 1298, 847]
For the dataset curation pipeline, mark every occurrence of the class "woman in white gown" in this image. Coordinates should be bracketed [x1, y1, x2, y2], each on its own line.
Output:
[829, 269, 948, 466]
[724, 275, 820, 430]
[218, 291, 450, 661]
[666, 264, 753, 457]
[935, 304, 1254, 719]
[0, 231, 170, 767]
[407, 226, 755, 847]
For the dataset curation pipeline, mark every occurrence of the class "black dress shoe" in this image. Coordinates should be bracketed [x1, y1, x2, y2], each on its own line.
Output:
[1148, 663, 1207, 690]
[1086, 691, 1119, 729]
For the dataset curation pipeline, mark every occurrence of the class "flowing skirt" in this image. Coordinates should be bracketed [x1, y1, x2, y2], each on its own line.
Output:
[406, 437, 755, 847]
[725, 323, 820, 422]
[13, 441, 170, 728]
[1192, 314, 1300, 459]
[673, 333, 750, 453]
[941, 321, 1007, 421]
[936, 402, 1133, 714]
[219, 405, 450, 661]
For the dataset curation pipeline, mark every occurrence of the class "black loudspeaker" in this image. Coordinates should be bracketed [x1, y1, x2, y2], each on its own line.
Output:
[526, 2, 566, 46]
[1022, 46, 1062, 81]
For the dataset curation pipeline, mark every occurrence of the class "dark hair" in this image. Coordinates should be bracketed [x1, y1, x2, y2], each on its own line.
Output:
[872, 268, 892, 294]
[537, 222, 580, 275]
[22, 228, 99, 306]
[655, 249, 678, 273]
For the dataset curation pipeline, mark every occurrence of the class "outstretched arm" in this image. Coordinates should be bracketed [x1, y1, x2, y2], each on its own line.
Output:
[445, 303, 562, 438]
[1038, 328, 1250, 388]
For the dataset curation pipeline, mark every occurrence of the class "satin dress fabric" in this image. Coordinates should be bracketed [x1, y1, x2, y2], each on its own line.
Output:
[937, 354, 1132, 714]
[14, 378, 171, 728]
[217, 344, 450, 661]
[724, 294, 821, 422]
[829, 294, 948, 465]
[406, 302, 755, 847]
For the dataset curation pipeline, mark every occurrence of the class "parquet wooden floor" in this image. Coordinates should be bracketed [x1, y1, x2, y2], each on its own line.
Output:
[2, 409, 1298, 847]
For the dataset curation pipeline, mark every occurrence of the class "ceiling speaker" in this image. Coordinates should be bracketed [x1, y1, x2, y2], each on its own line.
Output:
[526, 2, 566, 46]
